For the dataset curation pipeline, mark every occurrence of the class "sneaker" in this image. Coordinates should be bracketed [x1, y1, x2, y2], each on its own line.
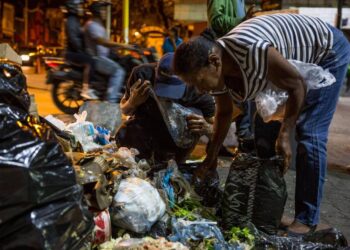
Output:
[81, 88, 99, 100]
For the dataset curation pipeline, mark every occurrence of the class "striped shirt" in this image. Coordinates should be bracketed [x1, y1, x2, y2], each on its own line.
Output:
[217, 14, 334, 101]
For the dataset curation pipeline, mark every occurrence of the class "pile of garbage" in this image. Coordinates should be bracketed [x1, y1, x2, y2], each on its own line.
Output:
[0, 60, 348, 250]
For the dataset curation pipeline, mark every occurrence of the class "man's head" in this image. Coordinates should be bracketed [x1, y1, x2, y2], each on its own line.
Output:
[154, 52, 186, 100]
[88, 0, 110, 20]
[169, 27, 178, 40]
[173, 28, 223, 94]
[65, 0, 84, 17]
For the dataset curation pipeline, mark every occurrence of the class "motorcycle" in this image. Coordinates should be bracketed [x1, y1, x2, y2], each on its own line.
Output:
[44, 46, 158, 114]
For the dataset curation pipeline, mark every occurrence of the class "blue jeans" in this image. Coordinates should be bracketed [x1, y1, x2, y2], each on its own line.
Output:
[236, 101, 254, 138]
[94, 56, 126, 103]
[295, 25, 350, 226]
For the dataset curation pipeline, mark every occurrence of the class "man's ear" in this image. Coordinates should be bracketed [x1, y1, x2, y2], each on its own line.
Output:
[208, 53, 221, 70]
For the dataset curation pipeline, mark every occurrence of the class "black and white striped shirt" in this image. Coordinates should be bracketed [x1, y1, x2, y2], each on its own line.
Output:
[217, 14, 334, 101]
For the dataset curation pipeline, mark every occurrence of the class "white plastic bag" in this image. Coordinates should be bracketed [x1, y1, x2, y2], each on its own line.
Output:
[256, 60, 336, 122]
[66, 111, 101, 152]
[111, 177, 166, 233]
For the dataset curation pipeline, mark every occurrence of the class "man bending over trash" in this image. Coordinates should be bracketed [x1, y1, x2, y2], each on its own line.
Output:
[115, 53, 215, 164]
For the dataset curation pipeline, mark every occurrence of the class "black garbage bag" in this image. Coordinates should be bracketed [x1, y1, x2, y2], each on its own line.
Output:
[178, 163, 223, 208]
[247, 223, 348, 249]
[0, 185, 93, 250]
[0, 63, 93, 249]
[0, 63, 30, 111]
[222, 153, 287, 234]
[303, 227, 348, 248]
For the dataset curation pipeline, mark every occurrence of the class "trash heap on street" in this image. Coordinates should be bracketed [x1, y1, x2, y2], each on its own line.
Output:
[0, 52, 349, 250]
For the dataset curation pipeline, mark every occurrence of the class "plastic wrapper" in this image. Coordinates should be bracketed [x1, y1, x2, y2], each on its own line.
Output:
[169, 218, 224, 244]
[79, 101, 122, 136]
[0, 108, 93, 249]
[95, 126, 111, 145]
[256, 59, 336, 122]
[93, 210, 112, 245]
[154, 160, 201, 209]
[76, 160, 112, 211]
[222, 153, 287, 234]
[45, 114, 67, 131]
[169, 218, 244, 249]
[110, 177, 166, 233]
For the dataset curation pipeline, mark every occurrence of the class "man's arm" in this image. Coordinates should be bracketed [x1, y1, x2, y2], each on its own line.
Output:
[266, 47, 307, 173]
[207, 0, 242, 36]
[86, 22, 133, 49]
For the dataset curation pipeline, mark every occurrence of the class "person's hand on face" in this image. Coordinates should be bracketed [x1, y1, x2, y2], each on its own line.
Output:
[129, 79, 151, 108]
[276, 130, 292, 174]
[186, 114, 212, 136]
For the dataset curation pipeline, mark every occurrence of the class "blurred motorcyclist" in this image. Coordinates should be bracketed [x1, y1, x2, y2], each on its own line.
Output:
[84, 0, 130, 103]
[64, 0, 96, 99]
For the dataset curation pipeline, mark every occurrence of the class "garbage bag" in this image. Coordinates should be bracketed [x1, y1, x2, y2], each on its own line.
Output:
[79, 101, 122, 136]
[254, 114, 281, 159]
[0, 63, 30, 111]
[178, 163, 223, 208]
[247, 223, 348, 249]
[255, 60, 336, 122]
[110, 177, 166, 233]
[168, 218, 225, 245]
[222, 153, 287, 234]
[303, 227, 348, 248]
[0, 104, 93, 249]
[0, 185, 93, 250]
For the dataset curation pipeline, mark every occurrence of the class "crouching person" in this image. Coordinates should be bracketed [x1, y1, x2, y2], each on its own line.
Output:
[115, 53, 215, 164]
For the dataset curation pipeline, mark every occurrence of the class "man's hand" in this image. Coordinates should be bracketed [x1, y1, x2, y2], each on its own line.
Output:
[128, 79, 151, 108]
[193, 156, 217, 183]
[186, 114, 213, 136]
[276, 130, 292, 174]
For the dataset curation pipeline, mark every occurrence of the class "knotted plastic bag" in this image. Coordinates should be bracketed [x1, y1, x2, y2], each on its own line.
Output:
[110, 177, 166, 233]
[256, 60, 336, 122]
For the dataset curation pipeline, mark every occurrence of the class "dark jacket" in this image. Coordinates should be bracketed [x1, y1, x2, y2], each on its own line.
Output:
[65, 15, 84, 53]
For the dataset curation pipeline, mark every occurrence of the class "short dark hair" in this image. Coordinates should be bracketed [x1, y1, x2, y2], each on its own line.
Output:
[173, 28, 217, 76]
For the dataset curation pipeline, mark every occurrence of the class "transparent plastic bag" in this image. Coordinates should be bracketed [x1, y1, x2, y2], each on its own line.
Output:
[255, 60, 336, 122]
[79, 101, 122, 136]
[110, 177, 166, 233]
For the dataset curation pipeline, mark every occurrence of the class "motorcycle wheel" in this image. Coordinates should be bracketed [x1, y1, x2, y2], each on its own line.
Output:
[52, 79, 84, 114]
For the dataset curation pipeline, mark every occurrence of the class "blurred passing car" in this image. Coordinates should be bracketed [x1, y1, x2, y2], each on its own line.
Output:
[18, 46, 37, 66]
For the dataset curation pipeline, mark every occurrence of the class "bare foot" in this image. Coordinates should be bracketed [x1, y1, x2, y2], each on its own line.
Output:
[287, 220, 313, 234]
